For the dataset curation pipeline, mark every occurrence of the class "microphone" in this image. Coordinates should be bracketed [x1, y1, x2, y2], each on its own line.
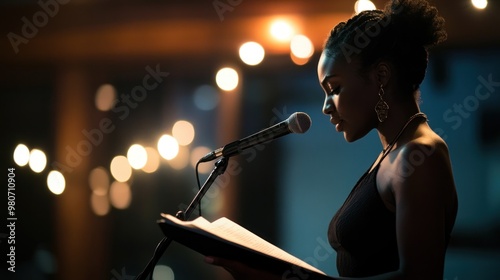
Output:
[199, 112, 311, 163]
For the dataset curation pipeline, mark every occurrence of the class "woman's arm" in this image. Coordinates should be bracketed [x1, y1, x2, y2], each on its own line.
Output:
[206, 141, 455, 280]
[341, 140, 454, 280]
[380, 141, 453, 280]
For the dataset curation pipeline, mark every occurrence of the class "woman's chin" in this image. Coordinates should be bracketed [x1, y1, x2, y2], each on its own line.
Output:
[343, 130, 365, 143]
[344, 134, 356, 143]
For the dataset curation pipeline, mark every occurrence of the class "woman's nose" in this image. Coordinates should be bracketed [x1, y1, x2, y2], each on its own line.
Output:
[322, 95, 335, 115]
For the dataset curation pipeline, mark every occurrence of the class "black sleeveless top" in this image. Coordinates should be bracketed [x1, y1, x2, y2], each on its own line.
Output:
[328, 161, 399, 277]
[326, 114, 457, 277]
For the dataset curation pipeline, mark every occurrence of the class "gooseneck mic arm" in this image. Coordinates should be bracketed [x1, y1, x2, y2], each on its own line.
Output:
[135, 112, 311, 279]
[199, 112, 311, 163]
[136, 158, 229, 280]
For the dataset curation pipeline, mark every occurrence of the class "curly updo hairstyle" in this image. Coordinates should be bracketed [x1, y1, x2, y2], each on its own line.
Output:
[324, 0, 447, 93]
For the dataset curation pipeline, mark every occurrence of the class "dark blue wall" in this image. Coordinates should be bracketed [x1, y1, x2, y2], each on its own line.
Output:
[277, 50, 500, 278]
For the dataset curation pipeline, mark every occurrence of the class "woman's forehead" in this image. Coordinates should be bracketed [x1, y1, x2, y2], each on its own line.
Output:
[317, 53, 335, 82]
[317, 52, 356, 82]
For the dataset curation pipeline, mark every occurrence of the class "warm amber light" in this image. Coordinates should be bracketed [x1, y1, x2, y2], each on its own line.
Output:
[47, 170, 65, 195]
[29, 149, 47, 173]
[290, 52, 310, 66]
[109, 181, 132, 209]
[190, 146, 213, 174]
[89, 167, 110, 196]
[216, 67, 239, 91]
[13, 144, 30, 166]
[95, 84, 117, 111]
[239, 42, 265, 66]
[168, 146, 190, 170]
[354, 0, 376, 14]
[158, 135, 179, 160]
[290, 34, 314, 59]
[110, 155, 132, 182]
[127, 144, 148, 169]
[142, 147, 160, 173]
[270, 19, 294, 42]
[172, 120, 195, 146]
[472, 0, 487, 9]
[90, 193, 110, 216]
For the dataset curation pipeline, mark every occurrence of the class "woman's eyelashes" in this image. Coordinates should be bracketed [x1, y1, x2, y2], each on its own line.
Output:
[322, 80, 341, 96]
[329, 85, 341, 95]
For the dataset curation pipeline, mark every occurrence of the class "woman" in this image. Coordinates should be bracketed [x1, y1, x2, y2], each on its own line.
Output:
[206, 0, 458, 279]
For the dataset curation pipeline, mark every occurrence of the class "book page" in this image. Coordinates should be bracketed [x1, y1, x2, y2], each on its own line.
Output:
[161, 214, 325, 275]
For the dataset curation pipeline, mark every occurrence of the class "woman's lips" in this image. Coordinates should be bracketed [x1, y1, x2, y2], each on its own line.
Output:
[335, 120, 344, 132]
[330, 117, 344, 132]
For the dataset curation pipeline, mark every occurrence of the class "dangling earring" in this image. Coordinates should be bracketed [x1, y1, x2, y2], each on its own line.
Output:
[375, 84, 389, 122]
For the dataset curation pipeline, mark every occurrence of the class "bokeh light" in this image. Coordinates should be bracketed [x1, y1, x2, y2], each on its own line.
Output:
[90, 192, 110, 216]
[13, 143, 30, 166]
[152, 265, 175, 280]
[216, 67, 239, 91]
[354, 0, 376, 14]
[142, 147, 161, 173]
[47, 170, 65, 195]
[89, 167, 110, 196]
[29, 149, 47, 173]
[172, 120, 195, 146]
[472, 0, 488, 9]
[127, 144, 148, 169]
[290, 52, 310, 66]
[193, 85, 219, 111]
[270, 19, 294, 42]
[290, 34, 314, 59]
[109, 181, 132, 209]
[95, 83, 117, 111]
[190, 146, 214, 174]
[158, 134, 180, 160]
[239, 41, 265, 66]
[168, 146, 190, 170]
[110, 155, 132, 182]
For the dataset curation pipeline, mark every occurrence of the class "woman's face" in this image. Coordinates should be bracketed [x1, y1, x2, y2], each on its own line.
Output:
[317, 51, 379, 142]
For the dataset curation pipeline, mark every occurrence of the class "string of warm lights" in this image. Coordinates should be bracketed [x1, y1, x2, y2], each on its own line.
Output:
[472, 0, 488, 9]
[7, 0, 379, 216]
[11, 0, 488, 217]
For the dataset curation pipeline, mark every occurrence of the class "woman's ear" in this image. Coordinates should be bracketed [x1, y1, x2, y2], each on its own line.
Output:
[375, 61, 391, 87]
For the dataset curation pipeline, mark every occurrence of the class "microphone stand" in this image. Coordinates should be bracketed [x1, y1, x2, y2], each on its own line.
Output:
[135, 157, 229, 280]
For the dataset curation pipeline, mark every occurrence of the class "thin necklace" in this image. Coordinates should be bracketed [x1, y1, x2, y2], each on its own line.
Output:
[382, 112, 428, 156]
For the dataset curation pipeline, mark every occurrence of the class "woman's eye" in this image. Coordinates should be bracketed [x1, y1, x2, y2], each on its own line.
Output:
[330, 85, 341, 94]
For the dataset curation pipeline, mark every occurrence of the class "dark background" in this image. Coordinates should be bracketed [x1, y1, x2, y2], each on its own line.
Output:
[1, 0, 500, 279]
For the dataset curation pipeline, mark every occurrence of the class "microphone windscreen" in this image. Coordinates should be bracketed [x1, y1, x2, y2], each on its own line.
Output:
[287, 112, 312, 134]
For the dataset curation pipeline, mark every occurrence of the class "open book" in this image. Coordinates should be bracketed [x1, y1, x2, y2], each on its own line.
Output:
[157, 214, 327, 278]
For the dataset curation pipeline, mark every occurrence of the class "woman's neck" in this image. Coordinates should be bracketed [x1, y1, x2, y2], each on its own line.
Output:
[376, 97, 422, 151]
